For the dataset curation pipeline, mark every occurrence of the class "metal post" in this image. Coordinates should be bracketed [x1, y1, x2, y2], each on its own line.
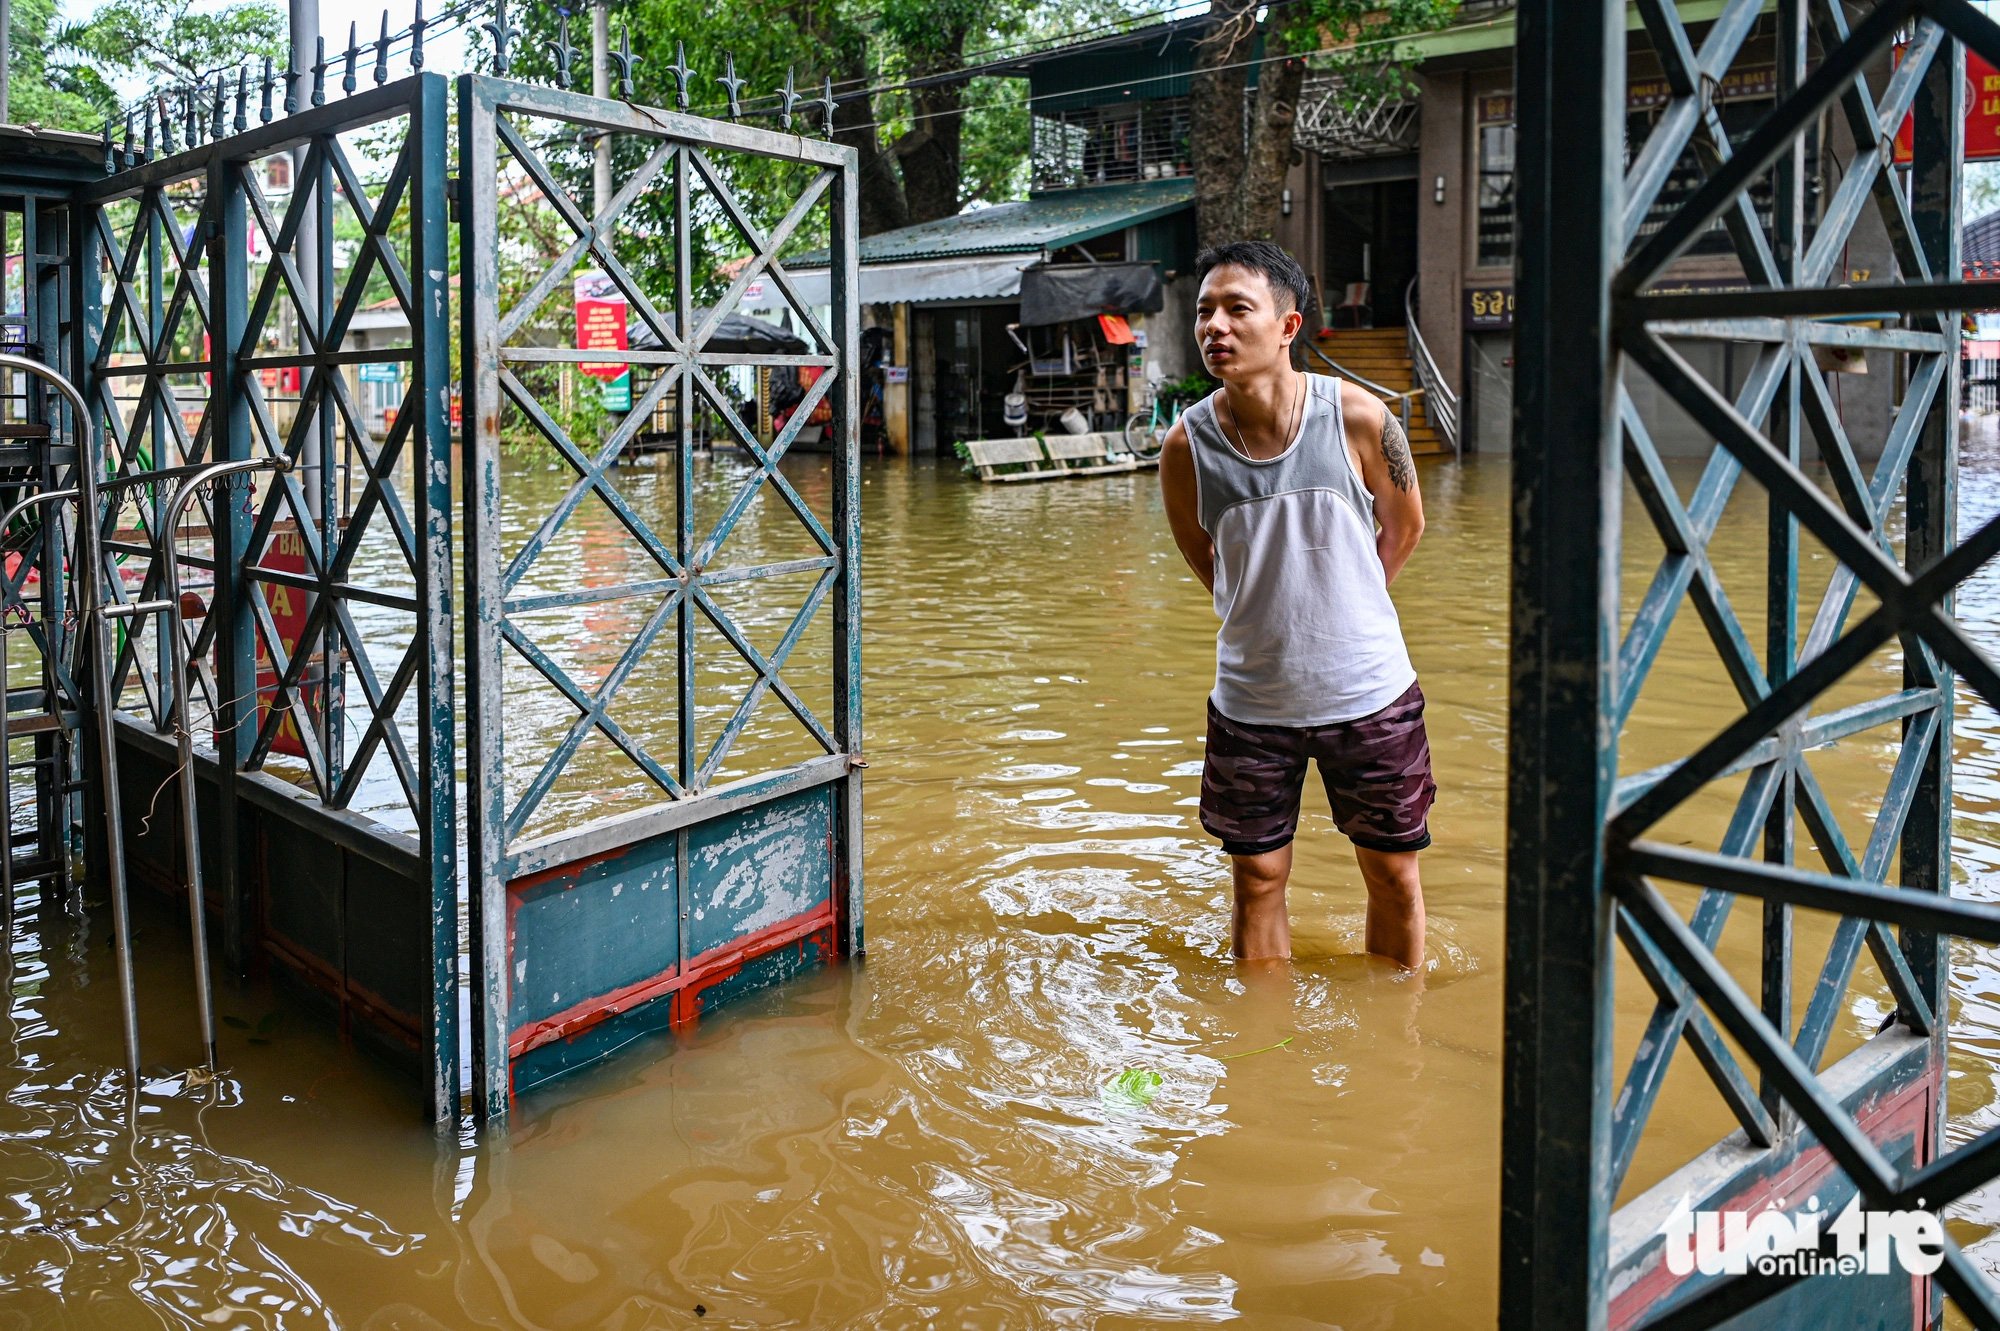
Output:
[591, 0, 612, 212]
[1, 0, 13, 126]
[70, 184, 104, 934]
[208, 152, 254, 974]
[1904, 0, 1965, 1029]
[1760, 0, 1807, 1130]
[288, 0, 330, 782]
[459, 76, 511, 1125]
[831, 151, 863, 957]
[675, 148, 694, 793]
[1500, 2, 1622, 1327]
[1906, 35, 1963, 1331]
[410, 71, 459, 1124]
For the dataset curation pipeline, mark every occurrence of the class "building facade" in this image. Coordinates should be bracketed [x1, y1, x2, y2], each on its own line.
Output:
[792, 2, 1908, 459]
[1281, 2, 1901, 457]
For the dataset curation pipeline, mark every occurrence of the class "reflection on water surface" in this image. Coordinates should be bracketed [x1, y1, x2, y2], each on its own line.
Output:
[6, 438, 2000, 1328]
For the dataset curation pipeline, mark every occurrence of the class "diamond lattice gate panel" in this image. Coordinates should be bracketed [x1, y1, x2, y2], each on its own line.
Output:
[458, 75, 863, 1122]
[1503, 1, 2000, 1327]
[76, 73, 459, 1118]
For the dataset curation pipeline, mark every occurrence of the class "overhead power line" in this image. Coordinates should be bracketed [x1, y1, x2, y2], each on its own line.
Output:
[819, 8, 1499, 140]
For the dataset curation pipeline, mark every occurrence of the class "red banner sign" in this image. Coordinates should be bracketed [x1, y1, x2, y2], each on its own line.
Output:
[1896, 47, 2000, 163]
[575, 271, 629, 381]
[203, 524, 325, 758]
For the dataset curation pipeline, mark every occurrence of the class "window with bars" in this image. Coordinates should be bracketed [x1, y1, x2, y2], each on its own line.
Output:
[1031, 97, 1193, 191]
[1476, 95, 1794, 269]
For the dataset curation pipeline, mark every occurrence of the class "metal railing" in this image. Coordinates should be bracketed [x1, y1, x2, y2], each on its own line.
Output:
[1405, 281, 1460, 457]
[1295, 70, 1421, 158]
[95, 457, 290, 1074]
[0, 352, 141, 1080]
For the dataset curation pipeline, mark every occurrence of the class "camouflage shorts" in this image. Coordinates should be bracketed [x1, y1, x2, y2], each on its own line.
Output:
[1199, 681, 1436, 856]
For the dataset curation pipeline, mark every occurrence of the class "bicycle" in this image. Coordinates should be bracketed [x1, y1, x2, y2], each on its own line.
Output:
[1123, 394, 1183, 460]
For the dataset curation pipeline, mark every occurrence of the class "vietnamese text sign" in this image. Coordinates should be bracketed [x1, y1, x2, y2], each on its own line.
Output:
[575, 270, 630, 381]
[600, 371, 632, 412]
[1896, 47, 2000, 163]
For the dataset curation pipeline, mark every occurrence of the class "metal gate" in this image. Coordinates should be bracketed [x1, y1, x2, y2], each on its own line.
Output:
[1505, 0, 2000, 1325]
[75, 70, 459, 1113]
[457, 73, 863, 1121]
[47, 32, 861, 1124]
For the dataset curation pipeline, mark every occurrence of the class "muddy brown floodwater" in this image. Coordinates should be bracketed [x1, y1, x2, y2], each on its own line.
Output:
[8, 433, 2000, 1329]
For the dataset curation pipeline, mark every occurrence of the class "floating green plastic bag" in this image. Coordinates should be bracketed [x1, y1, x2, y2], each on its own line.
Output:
[1103, 1066, 1163, 1109]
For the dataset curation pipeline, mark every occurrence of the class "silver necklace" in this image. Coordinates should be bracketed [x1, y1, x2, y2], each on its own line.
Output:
[1220, 369, 1303, 458]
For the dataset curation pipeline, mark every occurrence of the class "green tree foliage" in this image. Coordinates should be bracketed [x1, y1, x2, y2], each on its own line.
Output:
[4, 0, 286, 132]
[73, 0, 286, 89]
[512, 0, 1155, 252]
[7, 0, 119, 127]
[1190, 0, 1457, 249]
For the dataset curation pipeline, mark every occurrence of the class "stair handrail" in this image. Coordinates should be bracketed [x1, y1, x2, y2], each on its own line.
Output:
[95, 455, 291, 1073]
[0, 349, 143, 1081]
[1404, 279, 1461, 459]
[1300, 340, 1420, 438]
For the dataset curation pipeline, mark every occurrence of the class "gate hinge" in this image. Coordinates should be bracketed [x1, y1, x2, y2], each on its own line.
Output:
[447, 176, 461, 223]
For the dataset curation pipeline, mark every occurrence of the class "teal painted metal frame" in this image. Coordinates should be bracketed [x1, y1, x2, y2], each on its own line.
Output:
[74, 74, 460, 1120]
[1504, 0, 2000, 1325]
[458, 74, 864, 1124]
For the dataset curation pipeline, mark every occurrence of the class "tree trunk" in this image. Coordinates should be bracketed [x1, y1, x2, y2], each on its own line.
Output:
[830, 41, 908, 236]
[898, 78, 968, 224]
[1240, 24, 1304, 242]
[1190, 0, 1257, 249]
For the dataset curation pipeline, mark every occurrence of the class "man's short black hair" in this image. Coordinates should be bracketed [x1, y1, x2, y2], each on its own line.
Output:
[1194, 241, 1312, 316]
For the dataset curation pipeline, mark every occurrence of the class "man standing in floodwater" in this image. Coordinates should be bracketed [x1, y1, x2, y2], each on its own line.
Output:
[1156, 241, 1434, 968]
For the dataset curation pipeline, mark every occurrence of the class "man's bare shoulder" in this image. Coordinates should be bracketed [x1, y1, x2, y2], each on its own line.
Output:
[1335, 379, 1389, 449]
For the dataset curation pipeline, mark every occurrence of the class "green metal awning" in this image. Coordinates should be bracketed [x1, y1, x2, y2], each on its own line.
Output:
[794, 178, 1194, 268]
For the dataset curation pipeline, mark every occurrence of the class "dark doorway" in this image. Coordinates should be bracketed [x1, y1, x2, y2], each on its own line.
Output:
[1322, 178, 1419, 328]
[932, 305, 1021, 447]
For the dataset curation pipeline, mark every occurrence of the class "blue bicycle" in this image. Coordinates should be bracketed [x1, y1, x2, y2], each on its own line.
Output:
[1123, 394, 1183, 460]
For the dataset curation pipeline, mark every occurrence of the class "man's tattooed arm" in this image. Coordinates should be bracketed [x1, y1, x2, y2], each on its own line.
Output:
[1380, 404, 1416, 493]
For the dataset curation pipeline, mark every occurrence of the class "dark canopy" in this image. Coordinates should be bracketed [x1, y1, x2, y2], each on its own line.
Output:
[1017, 262, 1165, 327]
[626, 310, 808, 354]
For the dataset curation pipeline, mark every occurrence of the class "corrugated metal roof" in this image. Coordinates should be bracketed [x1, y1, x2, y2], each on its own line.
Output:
[1968, 210, 2000, 267]
[776, 256, 1041, 308]
[796, 179, 1194, 267]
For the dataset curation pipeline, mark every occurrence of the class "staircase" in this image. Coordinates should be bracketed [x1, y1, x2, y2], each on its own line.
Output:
[1306, 327, 1451, 457]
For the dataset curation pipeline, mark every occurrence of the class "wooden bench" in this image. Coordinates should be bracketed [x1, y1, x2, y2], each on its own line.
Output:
[963, 437, 1060, 482]
[1042, 432, 1141, 476]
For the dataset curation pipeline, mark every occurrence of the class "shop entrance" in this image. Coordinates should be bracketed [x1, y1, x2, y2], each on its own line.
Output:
[1322, 176, 1418, 328]
[927, 305, 1019, 451]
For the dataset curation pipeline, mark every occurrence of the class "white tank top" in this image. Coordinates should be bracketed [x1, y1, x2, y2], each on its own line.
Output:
[1186, 373, 1416, 726]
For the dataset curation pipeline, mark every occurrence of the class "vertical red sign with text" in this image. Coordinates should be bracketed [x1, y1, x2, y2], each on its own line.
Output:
[575, 270, 630, 381]
[215, 526, 317, 758]
[1896, 46, 2000, 162]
